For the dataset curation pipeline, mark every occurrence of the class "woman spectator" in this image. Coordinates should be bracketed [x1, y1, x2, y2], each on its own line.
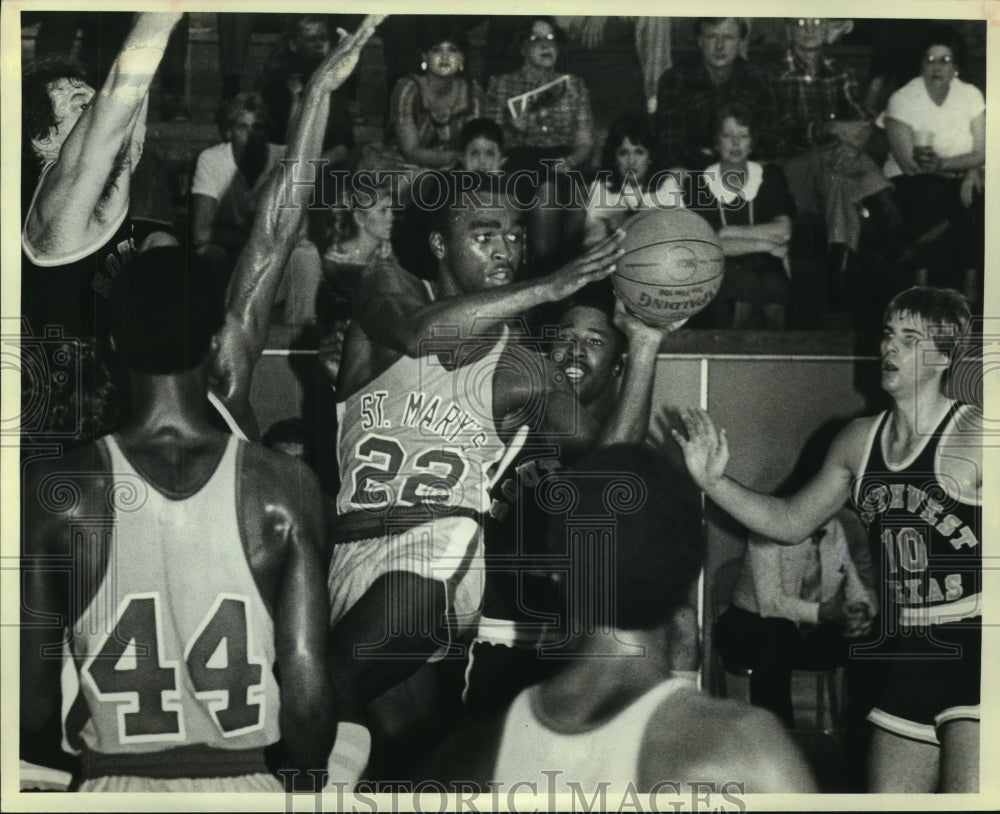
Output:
[685, 103, 795, 330]
[385, 19, 483, 170]
[485, 16, 595, 272]
[583, 113, 683, 247]
[313, 178, 398, 386]
[882, 24, 985, 297]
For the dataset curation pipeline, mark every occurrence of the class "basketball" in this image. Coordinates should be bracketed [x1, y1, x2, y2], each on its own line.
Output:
[613, 208, 724, 326]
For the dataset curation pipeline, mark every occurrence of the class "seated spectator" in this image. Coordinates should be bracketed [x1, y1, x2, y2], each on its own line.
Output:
[583, 113, 683, 247]
[189, 92, 284, 289]
[685, 104, 795, 330]
[881, 24, 985, 298]
[384, 19, 483, 170]
[257, 13, 354, 163]
[486, 16, 594, 177]
[715, 513, 878, 729]
[654, 17, 770, 170]
[766, 17, 899, 297]
[456, 117, 506, 173]
[314, 176, 399, 386]
[485, 16, 594, 273]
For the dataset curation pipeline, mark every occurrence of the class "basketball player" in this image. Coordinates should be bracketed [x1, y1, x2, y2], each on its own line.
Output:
[429, 444, 816, 794]
[672, 286, 980, 793]
[323, 177, 630, 780]
[20, 247, 332, 792]
[22, 12, 182, 342]
[469, 281, 685, 715]
[207, 14, 385, 438]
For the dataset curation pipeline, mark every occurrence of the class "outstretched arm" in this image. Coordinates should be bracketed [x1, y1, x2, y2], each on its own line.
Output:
[671, 408, 865, 544]
[25, 13, 182, 257]
[212, 15, 386, 423]
[596, 307, 679, 446]
[353, 231, 624, 360]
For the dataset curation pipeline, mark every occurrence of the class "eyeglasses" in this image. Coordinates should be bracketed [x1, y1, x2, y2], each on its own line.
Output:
[794, 19, 824, 27]
[529, 33, 556, 43]
[924, 54, 955, 65]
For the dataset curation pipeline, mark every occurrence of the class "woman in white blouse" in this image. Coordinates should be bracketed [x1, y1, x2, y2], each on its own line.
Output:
[883, 24, 985, 294]
[582, 113, 684, 247]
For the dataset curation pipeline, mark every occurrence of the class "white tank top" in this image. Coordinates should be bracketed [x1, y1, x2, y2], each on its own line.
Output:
[62, 434, 281, 756]
[493, 677, 688, 795]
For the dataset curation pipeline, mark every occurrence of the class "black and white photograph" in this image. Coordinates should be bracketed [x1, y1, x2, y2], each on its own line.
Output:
[2, 2, 996, 810]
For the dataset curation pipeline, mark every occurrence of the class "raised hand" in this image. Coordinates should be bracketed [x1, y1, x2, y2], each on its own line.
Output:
[545, 229, 624, 302]
[670, 407, 729, 491]
[315, 14, 387, 93]
[612, 298, 685, 355]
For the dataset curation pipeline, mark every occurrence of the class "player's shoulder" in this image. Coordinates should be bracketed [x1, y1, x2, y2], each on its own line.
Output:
[948, 402, 984, 435]
[354, 256, 426, 304]
[831, 413, 882, 464]
[642, 690, 815, 793]
[938, 402, 982, 504]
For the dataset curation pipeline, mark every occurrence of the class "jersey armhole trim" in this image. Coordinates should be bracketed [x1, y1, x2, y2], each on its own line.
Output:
[852, 413, 885, 505]
[934, 403, 982, 507]
[23, 193, 129, 268]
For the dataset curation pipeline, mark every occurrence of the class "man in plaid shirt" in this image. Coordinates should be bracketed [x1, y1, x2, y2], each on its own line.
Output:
[653, 17, 772, 170]
[765, 18, 895, 277]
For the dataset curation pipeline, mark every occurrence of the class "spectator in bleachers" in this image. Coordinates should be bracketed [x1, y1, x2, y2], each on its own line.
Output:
[190, 92, 284, 290]
[257, 14, 354, 164]
[881, 24, 985, 299]
[684, 103, 795, 330]
[485, 16, 594, 273]
[456, 117, 506, 174]
[383, 19, 484, 170]
[715, 513, 878, 729]
[314, 177, 400, 386]
[765, 17, 898, 292]
[582, 113, 683, 248]
[486, 17, 594, 177]
[654, 17, 770, 171]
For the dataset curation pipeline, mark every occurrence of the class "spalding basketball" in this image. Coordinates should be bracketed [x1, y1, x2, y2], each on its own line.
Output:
[613, 208, 724, 325]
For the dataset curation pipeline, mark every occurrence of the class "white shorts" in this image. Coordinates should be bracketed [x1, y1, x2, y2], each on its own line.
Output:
[328, 515, 485, 649]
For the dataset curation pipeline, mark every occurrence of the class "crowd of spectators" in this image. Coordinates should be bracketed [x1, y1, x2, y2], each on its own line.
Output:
[22, 12, 986, 330]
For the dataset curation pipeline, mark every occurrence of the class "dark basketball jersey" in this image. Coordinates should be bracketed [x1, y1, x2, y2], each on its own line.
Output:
[853, 403, 981, 627]
[482, 445, 565, 633]
[22, 163, 136, 344]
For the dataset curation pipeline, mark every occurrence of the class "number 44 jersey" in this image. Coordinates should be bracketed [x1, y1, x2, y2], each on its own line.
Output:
[62, 434, 281, 760]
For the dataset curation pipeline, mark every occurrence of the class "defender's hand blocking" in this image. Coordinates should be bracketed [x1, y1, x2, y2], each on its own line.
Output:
[316, 15, 386, 93]
[546, 230, 624, 302]
[671, 407, 729, 491]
